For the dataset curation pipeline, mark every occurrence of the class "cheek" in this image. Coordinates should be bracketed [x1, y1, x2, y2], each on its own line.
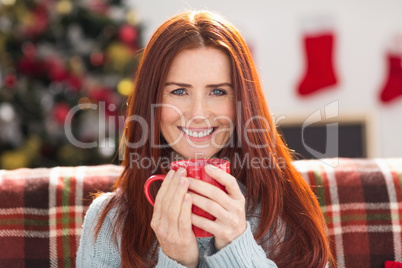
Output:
[220, 103, 236, 127]
[160, 107, 181, 138]
[215, 104, 236, 142]
[160, 109, 172, 133]
[160, 106, 179, 124]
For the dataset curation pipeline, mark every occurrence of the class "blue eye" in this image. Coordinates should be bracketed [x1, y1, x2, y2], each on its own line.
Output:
[171, 88, 186, 95]
[211, 89, 226, 96]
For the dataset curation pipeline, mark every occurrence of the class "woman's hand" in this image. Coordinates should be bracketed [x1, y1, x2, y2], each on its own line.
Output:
[188, 165, 247, 250]
[151, 168, 199, 268]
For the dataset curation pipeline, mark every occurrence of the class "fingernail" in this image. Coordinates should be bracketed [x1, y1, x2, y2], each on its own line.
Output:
[180, 168, 187, 176]
[176, 167, 184, 175]
[206, 164, 217, 170]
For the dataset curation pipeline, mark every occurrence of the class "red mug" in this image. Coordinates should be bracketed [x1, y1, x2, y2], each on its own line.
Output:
[144, 159, 230, 237]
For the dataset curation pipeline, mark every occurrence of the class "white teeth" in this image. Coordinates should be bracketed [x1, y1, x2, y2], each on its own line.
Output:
[181, 128, 213, 138]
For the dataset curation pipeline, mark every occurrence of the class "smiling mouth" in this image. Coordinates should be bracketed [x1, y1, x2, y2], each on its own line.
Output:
[178, 127, 215, 138]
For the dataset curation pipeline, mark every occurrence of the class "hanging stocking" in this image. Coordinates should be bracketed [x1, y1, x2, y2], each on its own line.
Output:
[379, 54, 402, 103]
[297, 32, 338, 96]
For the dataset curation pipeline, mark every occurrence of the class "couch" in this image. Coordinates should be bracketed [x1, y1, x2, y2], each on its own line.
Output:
[0, 158, 401, 268]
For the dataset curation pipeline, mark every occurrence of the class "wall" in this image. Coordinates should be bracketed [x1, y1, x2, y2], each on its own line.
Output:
[129, 0, 402, 158]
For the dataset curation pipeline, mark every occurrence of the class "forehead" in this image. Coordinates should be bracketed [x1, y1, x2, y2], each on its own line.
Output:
[166, 47, 232, 82]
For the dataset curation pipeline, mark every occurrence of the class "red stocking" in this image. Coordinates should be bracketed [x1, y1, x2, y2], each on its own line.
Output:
[379, 54, 402, 103]
[297, 32, 338, 96]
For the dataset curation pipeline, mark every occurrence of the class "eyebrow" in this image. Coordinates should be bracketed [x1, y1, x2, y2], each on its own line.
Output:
[165, 82, 232, 88]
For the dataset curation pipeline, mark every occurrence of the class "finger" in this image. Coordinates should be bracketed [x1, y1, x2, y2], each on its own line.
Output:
[179, 193, 194, 236]
[204, 165, 243, 199]
[188, 180, 231, 210]
[188, 191, 229, 219]
[168, 176, 190, 226]
[153, 170, 175, 214]
[153, 170, 175, 228]
[154, 168, 187, 236]
[191, 213, 218, 236]
[161, 168, 186, 212]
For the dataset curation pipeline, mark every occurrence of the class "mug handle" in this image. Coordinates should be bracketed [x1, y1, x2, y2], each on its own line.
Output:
[144, 175, 166, 206]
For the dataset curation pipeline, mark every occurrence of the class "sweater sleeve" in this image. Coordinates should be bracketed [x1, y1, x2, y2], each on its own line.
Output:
[155, 248, 188, 268]
[203, 221, 277, 268]
[76, 194, 121, 268]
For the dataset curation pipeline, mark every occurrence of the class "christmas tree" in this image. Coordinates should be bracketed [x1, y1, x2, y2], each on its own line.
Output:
[0, 0, 143, 169]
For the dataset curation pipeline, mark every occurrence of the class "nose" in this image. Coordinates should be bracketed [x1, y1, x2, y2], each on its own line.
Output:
[185, 94, 211, 122]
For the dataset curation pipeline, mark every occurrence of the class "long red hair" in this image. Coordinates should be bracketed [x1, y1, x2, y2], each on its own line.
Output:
[95, 10, 334, 268]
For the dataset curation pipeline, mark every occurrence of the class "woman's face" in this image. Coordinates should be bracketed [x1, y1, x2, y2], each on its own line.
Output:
[160, 47, 236, 159]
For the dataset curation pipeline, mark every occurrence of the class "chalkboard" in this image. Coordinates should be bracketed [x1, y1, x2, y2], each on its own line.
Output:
[277, 122, 366, 160]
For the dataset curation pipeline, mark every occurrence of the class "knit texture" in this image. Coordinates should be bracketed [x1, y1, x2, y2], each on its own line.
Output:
[76, 193, 277, 267]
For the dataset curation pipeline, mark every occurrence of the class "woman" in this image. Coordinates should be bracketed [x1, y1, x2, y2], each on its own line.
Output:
[77, 10, 334, 268]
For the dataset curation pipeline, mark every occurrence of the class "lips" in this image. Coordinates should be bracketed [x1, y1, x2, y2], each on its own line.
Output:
[178, 127, 215, 138]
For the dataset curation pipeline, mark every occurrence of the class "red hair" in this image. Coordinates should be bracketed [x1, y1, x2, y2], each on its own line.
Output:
[95, 10, 334, 268]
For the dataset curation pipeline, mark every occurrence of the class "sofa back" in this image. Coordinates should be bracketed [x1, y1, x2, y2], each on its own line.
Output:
[293, 158, 402, 267]
[0, 158, 401, 268]
[0, 165, 121, 268]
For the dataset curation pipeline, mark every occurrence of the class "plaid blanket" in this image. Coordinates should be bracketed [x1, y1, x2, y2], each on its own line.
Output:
[293, 158, 402, 268]
[0, 165, 122, 268]
[0, 159, 401, 268]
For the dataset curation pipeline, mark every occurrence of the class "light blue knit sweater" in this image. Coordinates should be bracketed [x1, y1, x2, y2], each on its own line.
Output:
[76, 193, 278, 267]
